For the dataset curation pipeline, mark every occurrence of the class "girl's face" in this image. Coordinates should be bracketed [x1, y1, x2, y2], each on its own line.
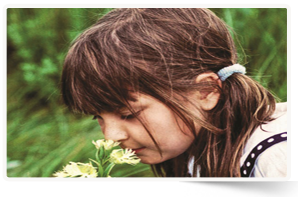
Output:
[94, 94, 196, 164]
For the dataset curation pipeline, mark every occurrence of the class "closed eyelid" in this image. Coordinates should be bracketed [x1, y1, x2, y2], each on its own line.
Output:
[92, 104, 146, 120]
[120, 110, 142, 120]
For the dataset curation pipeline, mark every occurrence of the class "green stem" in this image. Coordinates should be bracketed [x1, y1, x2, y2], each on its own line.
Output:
[98, 146, 105, 161]
[103, 163, 116, 177]
[97, 164, 104, 177]
[95, 148, 100, 164]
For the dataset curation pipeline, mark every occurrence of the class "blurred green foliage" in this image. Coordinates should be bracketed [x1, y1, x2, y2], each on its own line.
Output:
[210, 8, 287, 101]
[7, 8, 287, 177]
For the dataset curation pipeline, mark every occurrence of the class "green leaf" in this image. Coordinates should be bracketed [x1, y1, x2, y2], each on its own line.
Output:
[98, 145, 105, 160]
[103, 163, 115, 177]
[97, 164, 104, 177]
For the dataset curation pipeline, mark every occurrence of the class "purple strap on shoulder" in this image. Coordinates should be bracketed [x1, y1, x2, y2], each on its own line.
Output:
[240, 132, 287, 177]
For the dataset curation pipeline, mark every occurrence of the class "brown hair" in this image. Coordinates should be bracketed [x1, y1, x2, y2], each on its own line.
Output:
[61, 8, 276, 177]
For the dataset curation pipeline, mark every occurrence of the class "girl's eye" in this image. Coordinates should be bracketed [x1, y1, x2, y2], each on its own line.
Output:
[120, 111, 141, 120]
[121, 114, 134, 120]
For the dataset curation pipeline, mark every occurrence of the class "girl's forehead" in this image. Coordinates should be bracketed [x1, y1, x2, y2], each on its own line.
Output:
[125, 92, 150, 106]
[100, 93, 153, 114]
[129, 92, 159, 106]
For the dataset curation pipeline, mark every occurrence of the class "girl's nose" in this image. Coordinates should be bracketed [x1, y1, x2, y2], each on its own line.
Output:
[103, 119, 129, 142]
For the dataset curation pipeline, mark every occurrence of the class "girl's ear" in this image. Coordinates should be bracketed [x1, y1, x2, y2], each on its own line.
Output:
[195, 72, 222, 111]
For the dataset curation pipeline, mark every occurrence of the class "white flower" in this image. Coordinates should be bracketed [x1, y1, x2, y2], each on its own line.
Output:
[109, 149, 141, 165]
[52, 171, 68, 178]
[53, 162, 97, 178]
[92, 139, 120, 150]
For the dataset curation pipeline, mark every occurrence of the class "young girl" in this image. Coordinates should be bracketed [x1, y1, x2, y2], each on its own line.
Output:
[61, 8, 287, 177]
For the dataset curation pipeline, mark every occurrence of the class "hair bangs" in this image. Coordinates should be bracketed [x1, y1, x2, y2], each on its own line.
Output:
[61, 37, 140, 115]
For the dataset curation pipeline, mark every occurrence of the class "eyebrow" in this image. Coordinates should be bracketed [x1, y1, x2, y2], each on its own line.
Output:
[127, 92, 138, 102]
[118, 102, 140, 112]
[118, 97, 150, 113]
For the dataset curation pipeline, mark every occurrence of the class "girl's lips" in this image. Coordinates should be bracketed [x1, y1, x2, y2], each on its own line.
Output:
[132, 147, 145, 154]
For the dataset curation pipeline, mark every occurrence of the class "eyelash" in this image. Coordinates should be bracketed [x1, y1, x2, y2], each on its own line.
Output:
[92, 111, 141, 120]
[121, 110, 141, 120]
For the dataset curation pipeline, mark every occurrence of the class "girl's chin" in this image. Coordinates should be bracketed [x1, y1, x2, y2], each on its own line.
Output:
[138, 155, 169, 165]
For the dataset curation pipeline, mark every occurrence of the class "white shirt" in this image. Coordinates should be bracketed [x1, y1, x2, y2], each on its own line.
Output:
[188, 102, 287, 177]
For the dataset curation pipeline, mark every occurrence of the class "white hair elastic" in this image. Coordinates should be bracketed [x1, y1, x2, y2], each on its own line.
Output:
[217, 64, 246, 81]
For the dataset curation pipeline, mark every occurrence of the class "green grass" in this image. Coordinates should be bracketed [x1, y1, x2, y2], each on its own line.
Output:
[7, 8, 286, 177]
